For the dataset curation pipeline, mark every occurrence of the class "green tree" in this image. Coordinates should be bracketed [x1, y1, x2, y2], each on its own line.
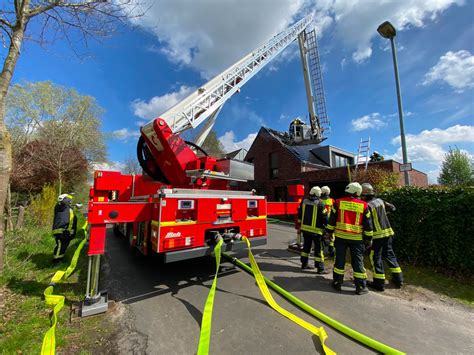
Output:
[438, 148, 473, 186]
[201, 130, 225, 156]
[7, 81, 106, 193]
[0, 0, 144, 271]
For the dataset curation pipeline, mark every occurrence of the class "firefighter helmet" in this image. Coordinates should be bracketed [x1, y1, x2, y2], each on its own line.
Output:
[309, 186, 321, 197]
[321, 186, 330, 195]
[58, 194, 72, 204]
[345, 182, 362, 197]
[361, 183, 375, 196]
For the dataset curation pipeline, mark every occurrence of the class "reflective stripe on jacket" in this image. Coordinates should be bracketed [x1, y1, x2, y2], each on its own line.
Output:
[326, 196, 373, 241]
[298, 197, 327, 235]
[368, 198, 395, 239]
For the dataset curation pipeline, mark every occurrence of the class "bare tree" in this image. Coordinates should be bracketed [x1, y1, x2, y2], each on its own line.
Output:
[123, 156, 141, 175]
[0, 0, 144, 270]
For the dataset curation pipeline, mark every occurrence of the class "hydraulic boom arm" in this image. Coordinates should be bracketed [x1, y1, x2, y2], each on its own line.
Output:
[138, 14, 326, 187]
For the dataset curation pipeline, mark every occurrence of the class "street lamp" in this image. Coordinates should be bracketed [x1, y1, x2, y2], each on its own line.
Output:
[377, 21, 410, 186]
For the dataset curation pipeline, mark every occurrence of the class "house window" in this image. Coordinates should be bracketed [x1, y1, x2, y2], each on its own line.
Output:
[269, 152, 279, 178]
[334, 154, 349, 167]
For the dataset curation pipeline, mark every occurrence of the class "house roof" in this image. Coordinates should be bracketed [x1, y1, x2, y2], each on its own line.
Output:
[261, 127, 330, 167]
[226, 148, 248, 159]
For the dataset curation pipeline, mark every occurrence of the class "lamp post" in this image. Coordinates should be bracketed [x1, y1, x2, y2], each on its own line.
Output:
[377, 21, 410, 186]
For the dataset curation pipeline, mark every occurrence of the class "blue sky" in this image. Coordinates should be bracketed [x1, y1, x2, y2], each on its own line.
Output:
[9, 0, 474, 182]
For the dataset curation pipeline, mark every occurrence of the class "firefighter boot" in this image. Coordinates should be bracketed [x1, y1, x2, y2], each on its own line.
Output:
[301, 253, 314, 269]
[355, 279, 369, 295]
[367, 279, 385, 292]
[392, 272, 404, 288]
[332, 273, 343, 291]
[316, 262, 329, 274]
[331, 281, 342, 291]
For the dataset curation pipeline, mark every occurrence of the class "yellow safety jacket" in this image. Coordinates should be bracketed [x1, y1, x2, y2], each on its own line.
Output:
[326, 196, 373, 241]
[298, 197, 327, 235]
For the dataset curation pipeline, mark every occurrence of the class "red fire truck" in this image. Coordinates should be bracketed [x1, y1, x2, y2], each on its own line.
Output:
[82, 14, 329, 316]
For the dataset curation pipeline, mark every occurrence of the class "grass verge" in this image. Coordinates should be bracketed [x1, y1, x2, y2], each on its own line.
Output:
[0, 226, 113, 353]
[399, 264, 474, 306]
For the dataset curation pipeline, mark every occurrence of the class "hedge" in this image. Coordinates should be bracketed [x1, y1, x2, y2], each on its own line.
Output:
[380, 186, 474, 275]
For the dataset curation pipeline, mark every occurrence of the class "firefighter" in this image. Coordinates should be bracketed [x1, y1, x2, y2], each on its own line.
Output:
[298, 186, 328, 274]
[52, 194, 77, 261]
[320, 186, 335, 257]
[326, 182, 373, 295]
[361, 183, 404, 290]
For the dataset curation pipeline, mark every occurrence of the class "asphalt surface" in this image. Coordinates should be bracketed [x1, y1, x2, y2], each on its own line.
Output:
[102, 223, 474, 354]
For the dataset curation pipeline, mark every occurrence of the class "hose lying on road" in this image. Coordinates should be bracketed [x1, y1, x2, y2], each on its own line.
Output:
[198, 236, 334, 354]
[222, 250, 405, 355]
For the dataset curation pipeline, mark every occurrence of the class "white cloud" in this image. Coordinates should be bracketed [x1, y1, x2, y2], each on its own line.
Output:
[390, 124, 474, 146]
[125, 0, 462, 74]
[132, 85, 195, 120]
[219, 131, 257, 153]
[422, 50, 474, 92]
[329, 0, 462, 63]
[351, 112, 387, 131]
[91, 161, 126, 172]
[112, 128, 140, 141]
[352, 47, 372, 64]
[386, 124, 474, 181]
[127, 0, 309, 78]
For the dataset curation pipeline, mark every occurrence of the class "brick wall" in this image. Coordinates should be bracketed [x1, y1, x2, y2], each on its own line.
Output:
[389, 160, 428, 187]
[245, 130, 303, 201]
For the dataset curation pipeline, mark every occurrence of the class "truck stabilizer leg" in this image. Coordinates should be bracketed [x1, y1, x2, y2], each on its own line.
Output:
[80, 254, 108, 317]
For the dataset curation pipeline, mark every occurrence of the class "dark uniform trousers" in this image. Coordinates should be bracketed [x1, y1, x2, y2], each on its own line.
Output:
[333, 238, 367, 288]
[301, 231, 325, 269]
[53, 230, 72, 260]
[370, 237, 403, 287]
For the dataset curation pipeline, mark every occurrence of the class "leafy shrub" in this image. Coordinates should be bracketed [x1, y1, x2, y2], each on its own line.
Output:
[27, 184, 57, 227]
[381, 186, 474, 274]
[353, 167, 399, 193]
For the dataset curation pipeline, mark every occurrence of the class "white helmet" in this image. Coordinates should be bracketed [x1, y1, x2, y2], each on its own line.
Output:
[309, 186, 321, 197]
[321, 186, 330, 195]
[345, 182, 362, 197]
[58, 194, 72, 203]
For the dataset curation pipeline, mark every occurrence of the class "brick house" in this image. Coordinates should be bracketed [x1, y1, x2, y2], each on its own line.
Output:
[243, 127, 428, 201]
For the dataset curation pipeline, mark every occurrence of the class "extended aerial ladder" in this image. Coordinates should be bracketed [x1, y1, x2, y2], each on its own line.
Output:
[137, 14, 329, 187]
[83, 14, 328, 315]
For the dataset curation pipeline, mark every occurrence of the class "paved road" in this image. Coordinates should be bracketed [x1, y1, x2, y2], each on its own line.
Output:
[102, 223, 474, 354]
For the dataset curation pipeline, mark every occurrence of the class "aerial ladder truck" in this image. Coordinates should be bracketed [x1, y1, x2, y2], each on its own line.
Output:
[83, 14, 330, 316]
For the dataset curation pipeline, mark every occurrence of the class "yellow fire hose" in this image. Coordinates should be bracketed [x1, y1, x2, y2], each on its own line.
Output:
[198, 236, 405, 354]
[198, 236, 334, 354]
[41, 220, 88, 355]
